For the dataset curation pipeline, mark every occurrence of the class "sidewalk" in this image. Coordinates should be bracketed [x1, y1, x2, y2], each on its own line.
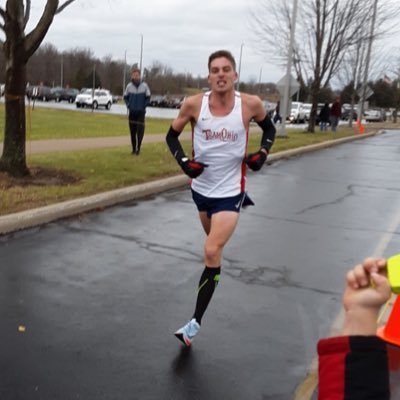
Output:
[0, 131, 193, 155]
[1, 121, 397, 155]
[1, 126, 262, 155]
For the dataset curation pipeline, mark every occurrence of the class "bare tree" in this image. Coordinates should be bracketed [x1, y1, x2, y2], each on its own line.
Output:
[251, 0, 400, 132]
[0, 0, 77, 177]
[384, 49, 400, 123]
[336, 37, 391, 127]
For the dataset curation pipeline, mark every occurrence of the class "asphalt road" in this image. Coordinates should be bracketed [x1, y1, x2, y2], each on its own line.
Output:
[1, 130, 400, 399]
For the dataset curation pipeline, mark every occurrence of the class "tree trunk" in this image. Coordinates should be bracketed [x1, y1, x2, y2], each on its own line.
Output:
[0, 59, 28, 176]
[307, 81, 320, 132]
[0, 3, 29, 177]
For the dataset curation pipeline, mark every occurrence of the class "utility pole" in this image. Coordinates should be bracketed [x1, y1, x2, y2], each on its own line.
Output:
[278, 0, 299, 137]
[358, 0, 378, 122]
[236, 43, 244, 91]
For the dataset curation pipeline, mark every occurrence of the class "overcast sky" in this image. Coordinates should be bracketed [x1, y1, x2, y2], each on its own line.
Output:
[23, 0, 284, 84]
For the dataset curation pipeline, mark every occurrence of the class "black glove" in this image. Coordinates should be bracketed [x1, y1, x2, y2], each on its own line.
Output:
[179, 158, 208, 178]
[246, 150, 267, 171]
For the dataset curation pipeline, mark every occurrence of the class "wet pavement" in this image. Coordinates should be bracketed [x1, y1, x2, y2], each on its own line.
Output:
[1, 130, 400, 399]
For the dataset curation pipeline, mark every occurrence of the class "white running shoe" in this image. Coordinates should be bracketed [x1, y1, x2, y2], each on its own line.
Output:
[174, 318, 200, 346]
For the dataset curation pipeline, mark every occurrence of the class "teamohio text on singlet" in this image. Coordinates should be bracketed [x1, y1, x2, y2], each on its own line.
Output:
[191, 91, 248, 198]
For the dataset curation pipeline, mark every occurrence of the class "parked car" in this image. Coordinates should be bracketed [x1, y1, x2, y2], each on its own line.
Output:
[149, 95, 168, 107]
[288, 101, 306, 123]
[166, 96, 183, 109]
[75, 89, 113, 109]
[341, 104, 358, 121]
[49, 87, 63, 102]
[112, 94, 122, 104]
[342, 109, 358, 121]
[59, 88, 79, 103]
[364, 109, 385, 122]
[29, 85, 53, 101]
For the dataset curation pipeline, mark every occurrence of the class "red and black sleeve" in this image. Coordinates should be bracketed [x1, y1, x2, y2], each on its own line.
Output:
[318, 336, 390, 399]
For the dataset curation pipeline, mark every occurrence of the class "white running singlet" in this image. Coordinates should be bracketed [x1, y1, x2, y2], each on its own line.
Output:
[191, 91, 248, 198]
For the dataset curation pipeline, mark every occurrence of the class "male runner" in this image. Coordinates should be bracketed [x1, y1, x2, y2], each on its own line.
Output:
[166, 50, 276, 346]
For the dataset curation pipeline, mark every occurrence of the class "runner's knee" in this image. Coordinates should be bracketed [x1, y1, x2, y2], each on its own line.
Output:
[204, 241, 223, 265]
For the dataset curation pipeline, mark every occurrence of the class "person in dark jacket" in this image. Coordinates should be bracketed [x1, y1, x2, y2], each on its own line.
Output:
[330, 96, 342, 132]
[124, 68, 151, 155]
[319, 103, 330, 132]
[318, 257, 391, 399]
[273, 100, 282, 124]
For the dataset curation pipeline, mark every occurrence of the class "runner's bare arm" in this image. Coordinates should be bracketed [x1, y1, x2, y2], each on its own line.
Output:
[171, 95, 200, 132]
[166, 95, 207, 178]
[244, 95, 276, 171]
[166, 96, 198, 159]
[249, 95, 268, 123]
[249, 96, 275, 153]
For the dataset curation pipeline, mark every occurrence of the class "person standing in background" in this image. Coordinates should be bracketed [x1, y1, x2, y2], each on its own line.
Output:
[124, 68, 151, 155]
[273, 100, 282, 124]
[330, 97, 342, 132]
[319, 103, 330, 132]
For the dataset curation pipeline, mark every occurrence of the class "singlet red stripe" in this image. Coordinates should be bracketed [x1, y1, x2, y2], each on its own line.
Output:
[240, 128, 249, 192]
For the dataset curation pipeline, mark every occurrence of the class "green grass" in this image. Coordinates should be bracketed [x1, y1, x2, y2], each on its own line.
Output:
[1, 142, 187, 215]
[0, 127, 361, 216]
[265, 128, 357, 152]
[0, 104, 184, 141]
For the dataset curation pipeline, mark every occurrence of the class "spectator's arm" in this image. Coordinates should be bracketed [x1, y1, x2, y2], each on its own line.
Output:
[318, 258, 391, 400]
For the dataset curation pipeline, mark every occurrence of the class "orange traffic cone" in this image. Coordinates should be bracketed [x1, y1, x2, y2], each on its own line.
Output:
[356, 119, 365, 134]
[377, 295, 400, 347]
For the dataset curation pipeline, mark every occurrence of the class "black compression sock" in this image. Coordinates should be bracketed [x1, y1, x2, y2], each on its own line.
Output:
[192, 266, 221, 325]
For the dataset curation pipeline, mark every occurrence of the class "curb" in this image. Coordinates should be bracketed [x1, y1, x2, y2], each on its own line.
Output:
[0, 130, 383, 235]
[267, 129, 380, 162]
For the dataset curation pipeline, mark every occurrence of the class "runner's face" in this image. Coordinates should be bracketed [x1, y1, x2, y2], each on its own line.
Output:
[208, 57, 237, 93]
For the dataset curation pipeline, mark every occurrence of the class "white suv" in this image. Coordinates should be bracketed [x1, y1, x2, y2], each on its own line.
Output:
[288, 101, 306, 123]
[302, 103, 312, 121]
[75, 89, 113, 110]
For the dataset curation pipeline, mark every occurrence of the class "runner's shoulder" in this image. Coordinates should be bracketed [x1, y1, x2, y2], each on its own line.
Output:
[181, 93, 203, 113]
[240, 93, 263, 108]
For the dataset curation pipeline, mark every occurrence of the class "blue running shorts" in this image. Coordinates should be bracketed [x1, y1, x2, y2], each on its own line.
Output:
[191, 189, 247, 218]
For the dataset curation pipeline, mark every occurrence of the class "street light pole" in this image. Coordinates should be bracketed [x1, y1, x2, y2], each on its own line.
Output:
[122, 50, 127, 97]
[278, 0, 299, 137]
[139, 34, 143, 73]
[236, 43, 244, 91]
[60, 53, 64, 87]
[358, 0, 378, 122]
[92, 64, 96, 113]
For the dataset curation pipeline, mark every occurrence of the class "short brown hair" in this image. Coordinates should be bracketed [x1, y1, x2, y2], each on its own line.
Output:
[208, 50, 236, 71]
[131, 67, 141, 74]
